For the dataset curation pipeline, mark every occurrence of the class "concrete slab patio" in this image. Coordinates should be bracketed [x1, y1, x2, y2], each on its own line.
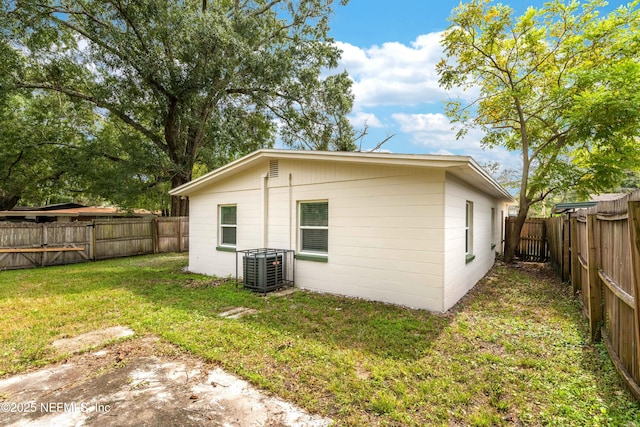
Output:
[0, 329, 332, 427]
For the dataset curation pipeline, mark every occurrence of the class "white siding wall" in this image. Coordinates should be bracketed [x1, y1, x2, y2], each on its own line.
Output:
[187, 170, 263, 277]
[187, 158, 508, 312]
[280, 160, 446, 310]
[188, 158, 448, 311]
[443, 174, 503, 311]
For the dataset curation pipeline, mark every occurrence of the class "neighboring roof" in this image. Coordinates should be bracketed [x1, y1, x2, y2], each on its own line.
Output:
[552, 201, 598, 215]
[170, 149, 514, 201]
[552, 194, 627, 215]
[11, 203, 85, 212]
[590, 193, 626, 202]
[0, 206, 155, 218]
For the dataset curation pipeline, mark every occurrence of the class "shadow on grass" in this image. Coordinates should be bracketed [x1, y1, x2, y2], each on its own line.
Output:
[0, 253, 454, 362]
[457, 261, 640, 423]
[246, 290, 453, 361]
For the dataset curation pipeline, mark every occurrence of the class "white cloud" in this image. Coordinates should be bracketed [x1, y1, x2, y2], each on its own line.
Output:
[335, 32, 471, 110]
[348, 111, 383, 128]
[334, 32, 509, 172]
[391, 112, 521, 172]
[392, 112, 468, 149]
[393, 112, 453, 133]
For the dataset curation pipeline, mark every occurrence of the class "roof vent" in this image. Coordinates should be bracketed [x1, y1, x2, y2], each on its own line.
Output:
[269, 160, 279, 178]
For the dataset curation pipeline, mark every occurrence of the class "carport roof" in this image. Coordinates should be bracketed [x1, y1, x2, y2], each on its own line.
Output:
[552, 201, 598, 215]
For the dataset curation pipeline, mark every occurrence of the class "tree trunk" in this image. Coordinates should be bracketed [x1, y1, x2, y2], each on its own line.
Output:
[171, 194, 189, 217]
[0, 194, 21, 211]
[504, 207, 529, 263]
[170, 174, 190, 217]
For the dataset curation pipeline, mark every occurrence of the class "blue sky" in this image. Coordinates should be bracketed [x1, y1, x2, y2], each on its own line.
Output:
[327, 0, 629, 169]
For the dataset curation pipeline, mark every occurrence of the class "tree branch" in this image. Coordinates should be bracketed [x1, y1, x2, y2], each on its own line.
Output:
[4, 149, 25, 183]
[15, 80, 164, 149]
[251, 0, 282, 17]
[42, 4, 176, 101]
[110, 0, 150, 53]
[370, 134, 395, 152]
[530, 185, 558, 205]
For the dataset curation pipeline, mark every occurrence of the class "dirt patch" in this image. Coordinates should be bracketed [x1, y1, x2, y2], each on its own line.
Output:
[52, 326, 135, 355]
[0, 334, 331, 427]
[269, 288, 299, 297]
[510, 261, 559, 282]
[218, 307, 259, 319]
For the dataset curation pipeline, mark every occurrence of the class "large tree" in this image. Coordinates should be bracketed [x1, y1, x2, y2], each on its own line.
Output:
[1, 0, 355, 216]
[438, 0, 640, 262]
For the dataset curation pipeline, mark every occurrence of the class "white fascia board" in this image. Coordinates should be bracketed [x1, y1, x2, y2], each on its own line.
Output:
[465, 158, 515, 201]
[170, 149, 513, 202]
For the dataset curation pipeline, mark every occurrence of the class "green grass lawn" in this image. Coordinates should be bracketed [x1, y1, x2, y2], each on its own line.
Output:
[1, 253, 639, 426]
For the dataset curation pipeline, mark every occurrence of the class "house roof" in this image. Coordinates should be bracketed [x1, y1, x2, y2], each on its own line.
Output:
[170, 149, 515, 201]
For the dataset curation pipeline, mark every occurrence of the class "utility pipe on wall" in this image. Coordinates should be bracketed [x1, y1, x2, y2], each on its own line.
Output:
[289, 173, 293, 251]
[262, 174, 269, 248]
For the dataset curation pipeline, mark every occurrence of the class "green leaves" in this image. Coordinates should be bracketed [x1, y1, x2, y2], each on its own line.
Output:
[570, 61, 640, 141]
[0, 92, 98, 209]
[439, 0, 640, 261]
[439, 0, 640, 204]
[1, 0, 354, 214]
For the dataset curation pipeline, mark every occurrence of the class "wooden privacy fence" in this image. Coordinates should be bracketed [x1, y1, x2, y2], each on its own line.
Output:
[546, 191, 640, 400]
[0, 217, 188, 270]
[504, 217, 549, 262]
[546, 216, 571, 281]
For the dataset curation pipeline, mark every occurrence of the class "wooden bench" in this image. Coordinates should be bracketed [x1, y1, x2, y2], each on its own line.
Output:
[0, 246, 88, 267]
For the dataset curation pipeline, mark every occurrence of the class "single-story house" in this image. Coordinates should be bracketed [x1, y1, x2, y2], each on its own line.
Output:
[170, 149, 514, 312]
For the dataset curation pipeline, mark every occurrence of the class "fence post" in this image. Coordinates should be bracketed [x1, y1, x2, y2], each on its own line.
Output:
[152, 218, 159, 254]
[562, 217, 570, 281]
[91, 222, 96, 260]
[627, 201, 640, 376]
[587, 213, 602, 342]
[541, 219, 548, 262]
[178, 217, 184, 253]
[40, 223, 48, 266]
[92, 220, 98, 260]
[504, 217, 512, 255]
[570, 216, 580, 295]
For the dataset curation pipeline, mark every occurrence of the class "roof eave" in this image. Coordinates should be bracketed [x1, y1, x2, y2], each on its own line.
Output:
[169, 149, 514, 202]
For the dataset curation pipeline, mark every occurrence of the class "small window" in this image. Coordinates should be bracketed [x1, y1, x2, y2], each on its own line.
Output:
[491, 207, 496, 246]
[299, 201, 328, 254]
[465, 201, 473, 255]
[220, 205, 237, 246]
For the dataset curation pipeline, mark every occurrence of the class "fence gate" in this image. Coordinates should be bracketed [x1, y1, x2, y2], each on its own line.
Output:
[505, 217, 549, 262]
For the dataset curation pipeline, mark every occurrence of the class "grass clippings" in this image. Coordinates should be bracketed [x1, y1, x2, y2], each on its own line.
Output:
[1, 254, 639, 426]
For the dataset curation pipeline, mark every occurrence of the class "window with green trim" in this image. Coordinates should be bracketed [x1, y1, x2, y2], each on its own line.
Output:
[219, 205, 237, 247]
[299, 201, 328, 255]
[465, 201, 473, 255]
